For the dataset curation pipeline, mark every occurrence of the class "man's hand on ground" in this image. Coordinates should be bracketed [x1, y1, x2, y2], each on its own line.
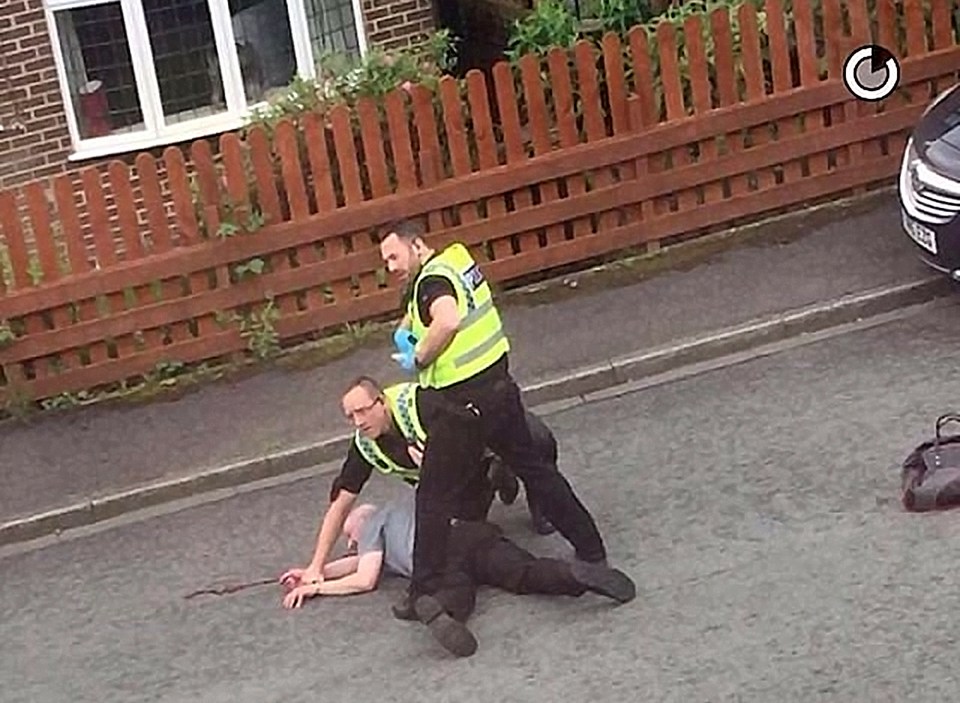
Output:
[278, 567, 304, 590]
[279, 565, 323, 591]
[283, 583, 321, 609]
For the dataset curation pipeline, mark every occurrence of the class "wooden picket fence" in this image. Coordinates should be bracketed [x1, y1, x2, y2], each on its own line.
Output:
[0, 0, 958, 406]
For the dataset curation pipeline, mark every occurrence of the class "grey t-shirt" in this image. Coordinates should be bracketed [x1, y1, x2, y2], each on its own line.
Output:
[355, 491, 416, 577]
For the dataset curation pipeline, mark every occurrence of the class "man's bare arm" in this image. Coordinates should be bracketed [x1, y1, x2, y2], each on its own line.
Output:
[415, 295, 460, 368]
[317, 552, 383, 595]
[322, 555, 360, 579]
[306, 489, 358, 576]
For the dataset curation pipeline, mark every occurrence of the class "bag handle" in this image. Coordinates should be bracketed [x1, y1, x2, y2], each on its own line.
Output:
[934, 413, 960, 447]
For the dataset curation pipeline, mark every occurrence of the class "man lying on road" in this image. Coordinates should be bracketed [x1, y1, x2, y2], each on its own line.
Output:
[280, 491, 636, 657]
[280, 376, 556, 595]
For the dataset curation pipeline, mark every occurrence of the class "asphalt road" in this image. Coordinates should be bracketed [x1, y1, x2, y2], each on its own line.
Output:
[5, 298, 960, 703]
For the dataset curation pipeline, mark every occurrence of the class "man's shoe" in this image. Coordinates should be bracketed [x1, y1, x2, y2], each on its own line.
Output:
[488, 456, 519, 505]
[391, 588, 419, 621]
[414, 595, 478, 657]
[570, 561, 636, 604]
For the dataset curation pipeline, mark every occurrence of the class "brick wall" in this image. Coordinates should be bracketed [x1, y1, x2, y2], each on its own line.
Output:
[362, 0, 437, 51]
[0, 0, 437, 197]
[0, 0, 74, 192]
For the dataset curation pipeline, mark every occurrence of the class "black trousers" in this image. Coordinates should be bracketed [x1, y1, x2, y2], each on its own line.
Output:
[431, 521, 588, 622]
[412, 363, 606, 594]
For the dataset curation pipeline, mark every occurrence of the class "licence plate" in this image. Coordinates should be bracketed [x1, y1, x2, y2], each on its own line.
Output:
[903, 212, 938, 255]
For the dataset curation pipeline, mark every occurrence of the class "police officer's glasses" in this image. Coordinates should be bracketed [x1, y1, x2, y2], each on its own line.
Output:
[344, 397, 383, 423]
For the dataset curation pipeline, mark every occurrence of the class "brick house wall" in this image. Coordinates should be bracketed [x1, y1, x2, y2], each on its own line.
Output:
[0, 0, 437, 194]
[362, 0, 437, 51]
[0, 0, 74, 192]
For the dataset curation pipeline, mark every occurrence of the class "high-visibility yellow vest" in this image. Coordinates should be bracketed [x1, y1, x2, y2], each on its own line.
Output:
[407, 243, 510, 389]
[353, 382, 426, 482]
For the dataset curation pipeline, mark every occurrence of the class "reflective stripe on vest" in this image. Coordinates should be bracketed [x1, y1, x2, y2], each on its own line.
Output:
[407, 243, 510, 389]
[353, 434, 420, 482]
[384, 382, 427, 447]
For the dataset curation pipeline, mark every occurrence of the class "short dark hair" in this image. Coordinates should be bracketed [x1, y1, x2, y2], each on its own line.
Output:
[343, 375, 383, 400]
[378, 218, 425, 243]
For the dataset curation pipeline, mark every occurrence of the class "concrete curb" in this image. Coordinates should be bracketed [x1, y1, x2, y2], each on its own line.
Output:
[1, 274, 952, 547]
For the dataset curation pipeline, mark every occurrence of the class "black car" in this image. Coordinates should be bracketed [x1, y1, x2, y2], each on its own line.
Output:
[898, 81, 960, 278]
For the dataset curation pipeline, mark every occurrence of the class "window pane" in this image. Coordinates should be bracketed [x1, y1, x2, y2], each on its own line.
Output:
[55, 4, 145, 139]
[142, 0, 227, 125]
[229, 0, 298, 104]
[304, 0, 361, 58]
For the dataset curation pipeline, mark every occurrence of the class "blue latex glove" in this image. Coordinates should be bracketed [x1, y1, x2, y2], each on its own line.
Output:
[393, 328, 418, 354]
[391, 328, 418, 372]
[392, 347, 416, 372]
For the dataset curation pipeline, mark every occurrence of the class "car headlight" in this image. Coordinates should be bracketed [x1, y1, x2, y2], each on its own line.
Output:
[902, 137, 919, 175]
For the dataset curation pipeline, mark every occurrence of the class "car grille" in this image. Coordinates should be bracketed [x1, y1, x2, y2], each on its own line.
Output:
[912, 183, 960, 224]
[902, 157, 960, 225]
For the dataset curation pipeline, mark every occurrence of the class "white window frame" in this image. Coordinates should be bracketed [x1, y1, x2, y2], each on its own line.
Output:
[43, 0, 368, 161]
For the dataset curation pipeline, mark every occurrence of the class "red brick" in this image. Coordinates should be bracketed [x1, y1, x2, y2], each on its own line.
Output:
[30, 80, 61, 97]
[405, 8, 434, 22]
[10, 73, 37, 89]
[42, 127, 70, 142]
[369, 29, 395, 43]
[16, 10, 45, 25]
[28, 116, 58, 132]
[363, 6, 391, 21]
[391, 1, 419, 13]
[10, 132, 41, 150]
[4, 48, 37, 65]
[18, 95, 46, 112]
[375, 14, 406, 30]
[24, 57, 56, 73]
[1, 64, 25, 82]
[5, 88, 28, 103]
[33, 103, 66, 119]
[32, 163, 67, 180]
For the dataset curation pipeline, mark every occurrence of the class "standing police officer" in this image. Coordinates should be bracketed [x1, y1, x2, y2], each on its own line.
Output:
[379, 219, 611, 612]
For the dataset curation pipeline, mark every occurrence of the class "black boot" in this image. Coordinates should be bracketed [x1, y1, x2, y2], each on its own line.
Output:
[487, 454, 519, 505]
[391, 586, 419, 621]
[526, 492, 556, 535]
[570, 561, 636, 604]
[414, 594, 478, 658]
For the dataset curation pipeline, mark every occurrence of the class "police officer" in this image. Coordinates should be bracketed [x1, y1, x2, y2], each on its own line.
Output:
[279, 375, 552, 592]
[379, 218, 609, 610]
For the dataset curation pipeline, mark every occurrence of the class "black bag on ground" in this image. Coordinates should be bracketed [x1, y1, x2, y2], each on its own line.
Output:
[901, 413, 960, 511]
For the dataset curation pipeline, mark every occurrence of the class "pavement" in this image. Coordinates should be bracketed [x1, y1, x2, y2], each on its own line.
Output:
[0, 186, 953, 544]
[5, 299, 960, 701]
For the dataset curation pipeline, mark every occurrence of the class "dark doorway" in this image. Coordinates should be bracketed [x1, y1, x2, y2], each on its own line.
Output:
[434, 0, 532, 76]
